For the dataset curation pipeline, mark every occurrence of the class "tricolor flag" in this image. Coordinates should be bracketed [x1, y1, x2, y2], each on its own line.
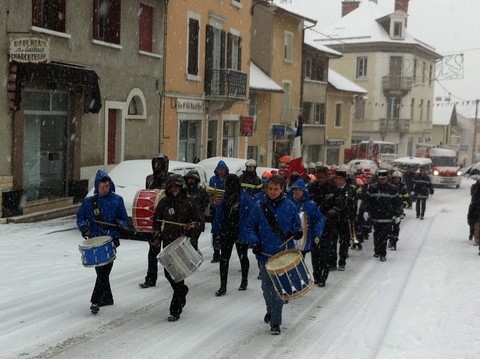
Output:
[289, 115, 304, 177]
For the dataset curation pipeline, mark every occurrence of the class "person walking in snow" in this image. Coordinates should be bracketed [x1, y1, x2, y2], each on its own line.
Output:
[209, 160, 230, 263]
[412, 166, 434, 220]
[139, 154, 172, 289]
[213, 174, 255, 296]
[77, 170, 129, 314]
[184, 170, 210, 251]
[363, 170, 402, 262]
[388, 171, 409, 250]
[239, 159, 263, 197]
[151, 174, 202, 322]
[245, 174, 303, 335]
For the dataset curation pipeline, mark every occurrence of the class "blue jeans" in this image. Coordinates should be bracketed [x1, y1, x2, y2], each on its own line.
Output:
[259, 261, 284, 326]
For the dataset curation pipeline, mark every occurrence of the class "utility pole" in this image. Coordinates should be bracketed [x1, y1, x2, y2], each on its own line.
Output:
[472, 99, 479, 164]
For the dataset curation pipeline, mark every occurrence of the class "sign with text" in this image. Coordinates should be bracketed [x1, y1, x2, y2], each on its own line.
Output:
[10, 37, 50, 63]
[240, 116, 254, 136]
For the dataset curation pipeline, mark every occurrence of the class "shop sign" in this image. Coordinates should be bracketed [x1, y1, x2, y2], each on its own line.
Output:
[240, 116, 254, 136]
[327, 139, 345, 146]
[272, 125, 286, 136]
[176, 98, 203, 113]
[9, 37, 50, 63]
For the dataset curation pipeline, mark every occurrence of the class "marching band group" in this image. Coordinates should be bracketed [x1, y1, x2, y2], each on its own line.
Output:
[76, 156, 434, 335]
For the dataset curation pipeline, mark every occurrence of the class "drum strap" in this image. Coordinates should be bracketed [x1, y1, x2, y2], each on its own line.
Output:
[92, 195, 104, 222]
[261, 201, 287, 242]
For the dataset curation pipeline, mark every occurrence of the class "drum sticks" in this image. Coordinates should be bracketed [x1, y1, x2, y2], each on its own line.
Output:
[94, 220, 129, 231]
[156, 219, 189, 227]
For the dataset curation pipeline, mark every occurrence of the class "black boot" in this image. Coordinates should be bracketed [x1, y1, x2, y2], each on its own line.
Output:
[238, 278, 248, 291]
[215, 287, 226, 296]
[211, 250, 220, 263]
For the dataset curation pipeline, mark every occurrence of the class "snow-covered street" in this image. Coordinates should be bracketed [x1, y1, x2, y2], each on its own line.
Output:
[1, 180, 479, 359]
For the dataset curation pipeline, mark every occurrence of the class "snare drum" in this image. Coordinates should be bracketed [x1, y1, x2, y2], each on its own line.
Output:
[265, 249, 312, 301]
[157, 236, 203, 282]
[79, 236, 116, 268]
[132, 189, 165, 232]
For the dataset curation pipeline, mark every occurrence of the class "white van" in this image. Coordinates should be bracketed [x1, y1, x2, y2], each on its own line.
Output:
[392, 157, 433, 174]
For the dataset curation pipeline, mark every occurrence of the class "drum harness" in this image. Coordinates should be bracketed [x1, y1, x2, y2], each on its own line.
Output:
[91, 195, 121, 247]
[261, 201, 291, 250]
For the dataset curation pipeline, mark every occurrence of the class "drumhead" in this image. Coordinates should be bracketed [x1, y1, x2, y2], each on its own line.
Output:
[79, 236, 112, 248]
[265, 249, 302, 272]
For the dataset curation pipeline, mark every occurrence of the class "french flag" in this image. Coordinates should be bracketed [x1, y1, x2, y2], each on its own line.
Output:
[289, 115, 304, 177]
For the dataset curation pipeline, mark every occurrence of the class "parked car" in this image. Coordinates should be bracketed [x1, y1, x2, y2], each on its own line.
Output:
[345, 159, 379, 174]
[86, 159, 208, 239]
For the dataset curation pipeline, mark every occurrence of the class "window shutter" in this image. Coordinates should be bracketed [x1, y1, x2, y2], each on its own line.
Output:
[205, 25, 214, 70]
[188, 18, 199, 75]
[227, 33, 232, 69]
[220, 30, 226, 69]
[237, 36, 242, 71]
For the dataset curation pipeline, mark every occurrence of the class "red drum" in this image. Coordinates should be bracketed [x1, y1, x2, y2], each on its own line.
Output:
[132, 189, 165, 232]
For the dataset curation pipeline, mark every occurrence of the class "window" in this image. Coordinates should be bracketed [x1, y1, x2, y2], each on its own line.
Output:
[187, 15, 200, 76]
[422, 61, 426, 84]
[303, 102, 325, 125]
[356, 57, 367, 78]
[426, 100, 431, 122]
[410, 98, 415, 121]
[93, 0, 121, 44]
[393, 21, 403, 38]
[32, 0, 66, 33]
[284, 32, 293, 62]
[222, 121, 238, 157]
[429, 64, 433, 85]
[387, 97, 400, 119]
[354, 98, 365, 120]
[305, 58, 312, 79]
[179, 120, 201, 163]
[227, 32, 242, 71]
[248, 93, 258, 117]
[139, 4, 153, 52]
[205, 24, 226, 70]
[419, 99, 424, 121]
[413, 59, 417, 83]
[304, 57, 325, 81]
[335, 104, 342, 127]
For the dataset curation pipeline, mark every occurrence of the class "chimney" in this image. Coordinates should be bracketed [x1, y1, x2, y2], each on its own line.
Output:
[341, 1, 360, 17]
[394, 0, 409, 14]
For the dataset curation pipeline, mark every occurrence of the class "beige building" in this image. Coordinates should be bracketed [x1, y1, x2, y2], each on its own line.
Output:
[317, 0, 442, 159]
[249, 1, 315, 168]
[1, 1, 167, 218]
[162, 0, 251, 162]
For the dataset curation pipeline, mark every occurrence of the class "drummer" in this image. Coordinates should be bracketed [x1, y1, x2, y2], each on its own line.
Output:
[76, 170, 129, 314]
[139, 154, 172, 289]
[151, 174, 202, 322]
[245, 174, 303, 335]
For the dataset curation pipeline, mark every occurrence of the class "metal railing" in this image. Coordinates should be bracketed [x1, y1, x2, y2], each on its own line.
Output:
[379, 118, 410, 134]
[205, 68, 247, 100]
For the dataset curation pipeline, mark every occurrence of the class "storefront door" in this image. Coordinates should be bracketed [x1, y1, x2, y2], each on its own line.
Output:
[23, 89, 69, 200]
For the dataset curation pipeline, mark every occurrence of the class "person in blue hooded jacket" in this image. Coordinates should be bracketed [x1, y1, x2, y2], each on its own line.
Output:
[209, 160, 229, 263]
[245, 174, 303, 335]
[289, 178, 326, 258]
[77, 169, 129, 314]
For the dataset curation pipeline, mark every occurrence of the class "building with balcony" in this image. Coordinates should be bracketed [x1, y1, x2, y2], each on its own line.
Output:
[249, 0, 316, 167]
[162, 0, 251, 162]
[0, 0, 167, 218]
[315, 0, 442, 158]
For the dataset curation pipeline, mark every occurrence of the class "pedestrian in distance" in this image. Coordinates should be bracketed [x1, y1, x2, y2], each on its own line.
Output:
[151, 174, 202, 322]
[77, 170, 129, 314]
[412, 166, 434, 220]
[139, 154, 172, 289]
[245, 174, 303, 335]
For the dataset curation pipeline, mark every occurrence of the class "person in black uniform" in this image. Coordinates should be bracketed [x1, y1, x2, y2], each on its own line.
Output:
[239, 159, 263, 197]
[139, 154, 171, 289]
[184, 170, 210, 250]
[412, 166, 434, 220]
[151, 174, 202, 322]
[308, 166, 336, 286]
[363, 170, 402, 261]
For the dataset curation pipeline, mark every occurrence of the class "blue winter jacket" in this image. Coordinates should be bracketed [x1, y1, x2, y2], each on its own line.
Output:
[76, 170, 129, 240]
[208, 160, 230, 190]
[289, 179, 326, 252]
[245, 193, 302, 264]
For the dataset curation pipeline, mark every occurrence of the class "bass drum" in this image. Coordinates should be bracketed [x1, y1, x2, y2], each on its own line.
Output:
[132, 189, 165, 232]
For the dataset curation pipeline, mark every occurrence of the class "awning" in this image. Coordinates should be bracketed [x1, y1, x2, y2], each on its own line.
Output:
[14, 62, 102, 113]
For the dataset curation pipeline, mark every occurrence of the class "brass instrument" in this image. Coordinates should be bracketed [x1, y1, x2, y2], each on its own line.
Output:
[348, 219, 359, 244]
[206, 186, 225, 205]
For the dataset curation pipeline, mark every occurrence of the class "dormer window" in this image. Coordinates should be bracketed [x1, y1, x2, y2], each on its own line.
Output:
[393, 21, 403, 38]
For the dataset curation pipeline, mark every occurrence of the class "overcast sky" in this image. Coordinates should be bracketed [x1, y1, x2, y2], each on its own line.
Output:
[286, 0, 480, 113]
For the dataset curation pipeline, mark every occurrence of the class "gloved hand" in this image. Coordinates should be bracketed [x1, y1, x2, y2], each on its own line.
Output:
[293, 230, 303, 240]
[81, 228, 90, 239]
[150, 236, 161, 248]
[393, 217, 401, 224]
[252, 243, 262, 255]
[410, 191, 415, 196]
[363, 212, 369, 222]
[429, 188, 434, 195]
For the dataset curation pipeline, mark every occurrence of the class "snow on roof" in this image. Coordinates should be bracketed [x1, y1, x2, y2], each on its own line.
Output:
[304, 35, 342, 57]
[328, 69, 367, 94]
[315, 1, 438, 54]
[432, 103, 456, 126]
[268, 0, 317, 25]
[249, 62, 283, 93]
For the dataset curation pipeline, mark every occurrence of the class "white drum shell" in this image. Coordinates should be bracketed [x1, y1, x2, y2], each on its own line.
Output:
[157, 236, 203, 282]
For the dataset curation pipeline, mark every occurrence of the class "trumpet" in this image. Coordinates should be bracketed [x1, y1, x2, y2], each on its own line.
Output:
[348, 219, 359, 244]
[206, 186, 225, 205]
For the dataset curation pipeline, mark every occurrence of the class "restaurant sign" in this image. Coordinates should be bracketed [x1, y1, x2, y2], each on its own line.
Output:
[9, 37, 50, 63]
